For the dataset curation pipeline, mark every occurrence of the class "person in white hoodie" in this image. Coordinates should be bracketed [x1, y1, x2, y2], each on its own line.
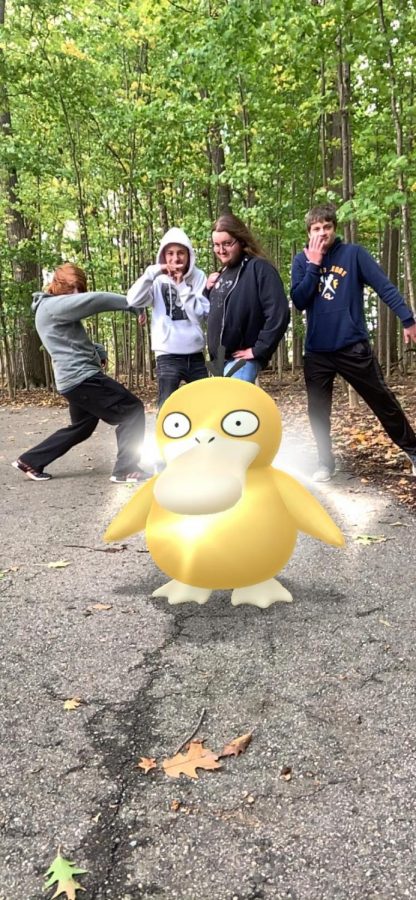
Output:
[127, 227, 209, 407]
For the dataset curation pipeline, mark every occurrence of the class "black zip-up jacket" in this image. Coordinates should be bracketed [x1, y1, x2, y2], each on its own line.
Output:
[207, 255, 290, 367]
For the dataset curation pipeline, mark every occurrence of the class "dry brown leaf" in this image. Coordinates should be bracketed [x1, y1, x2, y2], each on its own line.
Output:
[162, 739, 221, 780]
[87, 603, 113, 612]
[63, 697, 83, 711]
[137, 756, 157, 774]
[170, 799, 181, 812]
[220, 732, 253, 758]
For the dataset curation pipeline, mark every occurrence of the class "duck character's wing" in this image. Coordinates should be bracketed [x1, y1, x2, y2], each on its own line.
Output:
[272, 470, 344, 547]
[104, 476, 157, 542]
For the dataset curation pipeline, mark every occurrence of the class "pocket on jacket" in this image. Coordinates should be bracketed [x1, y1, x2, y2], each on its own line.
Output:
[349, 340, 371, 356]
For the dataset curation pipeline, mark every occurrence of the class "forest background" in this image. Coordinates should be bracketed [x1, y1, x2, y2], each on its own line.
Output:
[1, 0, 416, 396]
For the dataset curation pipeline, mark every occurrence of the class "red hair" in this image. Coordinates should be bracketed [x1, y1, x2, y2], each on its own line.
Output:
[46, 263, 87, 295]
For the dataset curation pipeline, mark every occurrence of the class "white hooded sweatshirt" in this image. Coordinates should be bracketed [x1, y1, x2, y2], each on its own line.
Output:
[127, 227, 209, 356]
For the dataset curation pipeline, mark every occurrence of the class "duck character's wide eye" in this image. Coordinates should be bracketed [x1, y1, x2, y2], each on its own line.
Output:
[162, 412, 192, 438]
[221, 409, 259, 437]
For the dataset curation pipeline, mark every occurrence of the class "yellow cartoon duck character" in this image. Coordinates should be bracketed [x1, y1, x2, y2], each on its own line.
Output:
[104, 377, 344, 608]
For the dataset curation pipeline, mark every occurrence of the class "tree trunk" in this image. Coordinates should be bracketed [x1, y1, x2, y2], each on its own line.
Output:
[378, 0, 415, 313]
[337, 33, 357, 241]
[0, 0, 44, 387]
[207, 124, 232, 215]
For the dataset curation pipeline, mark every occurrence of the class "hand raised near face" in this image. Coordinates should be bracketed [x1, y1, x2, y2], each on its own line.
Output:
[160, 262, 185, 283]
[304, 233, 326, 266]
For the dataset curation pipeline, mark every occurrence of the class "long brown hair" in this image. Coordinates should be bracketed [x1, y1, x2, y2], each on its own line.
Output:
[212, 213, 267, 259]
[46, 263, 88, 295]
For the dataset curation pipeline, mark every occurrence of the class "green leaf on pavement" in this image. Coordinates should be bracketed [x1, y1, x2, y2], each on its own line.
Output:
[353, 535, 387, 545]
[47, 560, 71, 569]
[43, 848, 87, 899]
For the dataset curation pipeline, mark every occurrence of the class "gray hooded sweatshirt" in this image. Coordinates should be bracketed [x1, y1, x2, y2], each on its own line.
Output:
[127, 227, 208, 356]
[32, 290, 130, 393]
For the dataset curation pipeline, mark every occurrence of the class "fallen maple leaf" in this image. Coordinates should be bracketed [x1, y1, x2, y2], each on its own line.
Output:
[87, 603, 112, 612]
[220, 732, 252, 757]
[63, 697, 83, 711]
[162, 739, 221, 780]
[47, 560, 71, 569]
[137, 756, 157, 774]
[43, 848, 87, 899]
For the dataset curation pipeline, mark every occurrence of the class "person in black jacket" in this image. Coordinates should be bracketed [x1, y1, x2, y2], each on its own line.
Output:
[206, 214, 289, 382]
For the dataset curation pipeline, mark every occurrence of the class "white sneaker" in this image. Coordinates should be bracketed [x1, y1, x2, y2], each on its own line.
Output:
[312, 464, 335, 483]
[405, 452, 416, 476]
[109, 469, 149, 484]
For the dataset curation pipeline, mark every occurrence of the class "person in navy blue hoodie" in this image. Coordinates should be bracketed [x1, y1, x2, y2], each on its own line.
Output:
[291, 203, 416, 481]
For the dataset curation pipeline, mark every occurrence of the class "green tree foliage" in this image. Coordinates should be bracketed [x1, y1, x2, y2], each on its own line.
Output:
[0, 0, 415, 389]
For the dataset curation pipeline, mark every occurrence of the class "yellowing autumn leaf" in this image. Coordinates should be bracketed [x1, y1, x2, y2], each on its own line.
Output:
[61, 40, 87, 61]
[137, 756, 157, 774]
[0, 566, 19, 577]
[353, 534, 387, 545]
[162, 740, 221, 780]
[43, 848, 87, 899]
[47, 560, 71, 569]
[63, 697, 82, 711]
[220, 732, 253, 757]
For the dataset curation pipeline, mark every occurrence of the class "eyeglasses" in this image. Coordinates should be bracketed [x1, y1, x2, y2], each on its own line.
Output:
[212, 239, 237, 252]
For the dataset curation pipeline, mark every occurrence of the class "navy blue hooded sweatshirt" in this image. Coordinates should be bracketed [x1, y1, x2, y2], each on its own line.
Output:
[291, 238, 415, 353]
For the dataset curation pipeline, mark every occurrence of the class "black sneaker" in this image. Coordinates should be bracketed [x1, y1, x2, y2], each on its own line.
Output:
[12, 459, 52, 481]
[109, 469, 149, 484]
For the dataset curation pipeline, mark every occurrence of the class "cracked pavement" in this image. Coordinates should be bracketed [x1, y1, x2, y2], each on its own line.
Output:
[1, 404, 415, 899]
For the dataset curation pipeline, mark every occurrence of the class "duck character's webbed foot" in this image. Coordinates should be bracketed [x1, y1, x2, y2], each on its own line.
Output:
[231, 578, 293, 609]
[152, 580, 212, 605]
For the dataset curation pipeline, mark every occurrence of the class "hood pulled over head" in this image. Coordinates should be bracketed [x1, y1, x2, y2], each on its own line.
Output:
[156, 227, 195, 277]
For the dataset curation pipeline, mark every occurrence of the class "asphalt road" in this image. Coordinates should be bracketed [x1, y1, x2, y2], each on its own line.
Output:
[1, 403, 415, 900]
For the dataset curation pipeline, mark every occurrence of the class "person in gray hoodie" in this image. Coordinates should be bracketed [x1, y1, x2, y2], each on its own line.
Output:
[127, 227, 209, 406]
[12, 263, 146, 483]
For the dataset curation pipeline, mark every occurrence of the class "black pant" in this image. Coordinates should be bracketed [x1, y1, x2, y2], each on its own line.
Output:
[304, 341, 416, 468]
[156, 352, 208, 407]
[20, 373, 145, 477]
